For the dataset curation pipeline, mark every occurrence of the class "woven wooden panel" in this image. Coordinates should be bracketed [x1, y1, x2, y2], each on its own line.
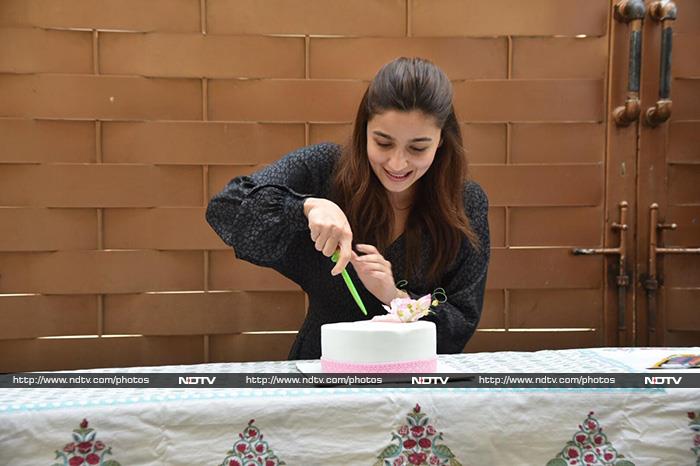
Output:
[0, 0, 200, 32]
[0, 0, 627, 371]
[465, 330, 602, 353]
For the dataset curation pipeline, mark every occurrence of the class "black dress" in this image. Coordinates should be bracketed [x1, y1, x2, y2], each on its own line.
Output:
[205, 142, 490, 360]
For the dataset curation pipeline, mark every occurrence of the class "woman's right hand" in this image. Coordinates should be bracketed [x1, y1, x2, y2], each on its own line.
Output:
[303, 197, 353, 276]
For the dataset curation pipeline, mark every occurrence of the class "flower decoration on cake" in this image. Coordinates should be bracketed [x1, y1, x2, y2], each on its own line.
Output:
[51, 418, 121, 466]
[373, 286, 447, 323]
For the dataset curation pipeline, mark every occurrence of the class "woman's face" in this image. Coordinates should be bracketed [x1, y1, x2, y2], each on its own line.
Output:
[366, 109, 442, 200]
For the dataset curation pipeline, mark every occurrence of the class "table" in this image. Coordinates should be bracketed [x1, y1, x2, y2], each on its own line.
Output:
[1, 347, 699, 465]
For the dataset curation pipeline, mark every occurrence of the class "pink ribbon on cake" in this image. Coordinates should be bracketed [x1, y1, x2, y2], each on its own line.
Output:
[320, 357, 437, 373]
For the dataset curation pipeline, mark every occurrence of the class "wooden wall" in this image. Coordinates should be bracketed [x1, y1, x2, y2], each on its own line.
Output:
[0, 0, 620, 371]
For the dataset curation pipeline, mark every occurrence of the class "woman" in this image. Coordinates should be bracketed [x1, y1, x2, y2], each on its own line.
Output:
[206, 57, 490, 360]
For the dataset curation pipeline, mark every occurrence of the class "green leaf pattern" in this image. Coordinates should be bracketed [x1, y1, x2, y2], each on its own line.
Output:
[376, 404, 462, 466]
[688, 411, 700, 466]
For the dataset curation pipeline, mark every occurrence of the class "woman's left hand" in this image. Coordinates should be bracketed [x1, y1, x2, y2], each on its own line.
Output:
[350, 244, 398, 305]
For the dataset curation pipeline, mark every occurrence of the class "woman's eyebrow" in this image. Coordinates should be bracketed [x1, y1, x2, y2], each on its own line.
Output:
[372, 130, 432, 142]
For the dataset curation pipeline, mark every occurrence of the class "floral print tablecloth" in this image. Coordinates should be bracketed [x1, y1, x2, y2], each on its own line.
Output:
[1, 347, 698, 465]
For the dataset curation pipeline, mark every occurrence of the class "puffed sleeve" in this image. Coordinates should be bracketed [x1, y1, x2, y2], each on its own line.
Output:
[419, 180, 490, 353]
[205, 142, 340, 281]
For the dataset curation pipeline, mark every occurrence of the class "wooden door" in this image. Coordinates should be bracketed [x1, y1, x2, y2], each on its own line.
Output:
[468, 0, 700, 351]
[634, 0, 700, 346]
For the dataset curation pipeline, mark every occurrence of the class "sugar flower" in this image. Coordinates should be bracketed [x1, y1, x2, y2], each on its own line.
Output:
[373, 294, 437, 323]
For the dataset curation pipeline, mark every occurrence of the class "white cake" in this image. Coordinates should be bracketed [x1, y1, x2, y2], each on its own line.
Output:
[320, 320, 437, 373]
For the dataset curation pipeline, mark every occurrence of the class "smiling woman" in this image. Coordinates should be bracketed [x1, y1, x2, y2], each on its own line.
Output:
[206, 57, 490, 360]
[368, 111, 440, 204]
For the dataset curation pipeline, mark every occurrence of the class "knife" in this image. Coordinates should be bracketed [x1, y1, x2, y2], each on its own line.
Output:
[331, 250, 368, 316]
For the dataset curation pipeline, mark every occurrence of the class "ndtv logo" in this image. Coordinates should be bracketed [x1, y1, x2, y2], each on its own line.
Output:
[411, 376, 450, 385]
[644, 376, 683, 385]
[178, 376, 217, 385]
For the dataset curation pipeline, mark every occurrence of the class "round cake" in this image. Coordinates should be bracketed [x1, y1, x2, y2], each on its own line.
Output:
[320, 320, 437, 373]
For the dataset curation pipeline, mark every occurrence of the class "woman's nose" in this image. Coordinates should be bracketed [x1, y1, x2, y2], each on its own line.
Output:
[386, 150, 408, 171]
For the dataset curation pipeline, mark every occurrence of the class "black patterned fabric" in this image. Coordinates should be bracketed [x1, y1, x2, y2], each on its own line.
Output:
[206, 142, 490, 360]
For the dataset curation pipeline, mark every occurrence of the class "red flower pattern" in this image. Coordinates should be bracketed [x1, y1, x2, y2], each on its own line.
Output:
[550, 412, 632, 465]
[408, 452, 427, 465]
[54, 419, 121, 466]
[78, 441, 93, 454]
[220, 420, 285, 466]
[377, 404, 460, 466]
[403, 439, 417, 449]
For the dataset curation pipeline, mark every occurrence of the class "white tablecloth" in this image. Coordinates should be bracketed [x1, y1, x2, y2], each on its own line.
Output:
[1, 347, 699, 465]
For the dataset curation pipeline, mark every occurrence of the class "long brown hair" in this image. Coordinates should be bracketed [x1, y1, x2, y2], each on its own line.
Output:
[331, 57, 479, 287]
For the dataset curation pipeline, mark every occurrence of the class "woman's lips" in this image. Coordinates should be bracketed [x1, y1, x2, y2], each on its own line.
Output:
[384, 168, 412, 181]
